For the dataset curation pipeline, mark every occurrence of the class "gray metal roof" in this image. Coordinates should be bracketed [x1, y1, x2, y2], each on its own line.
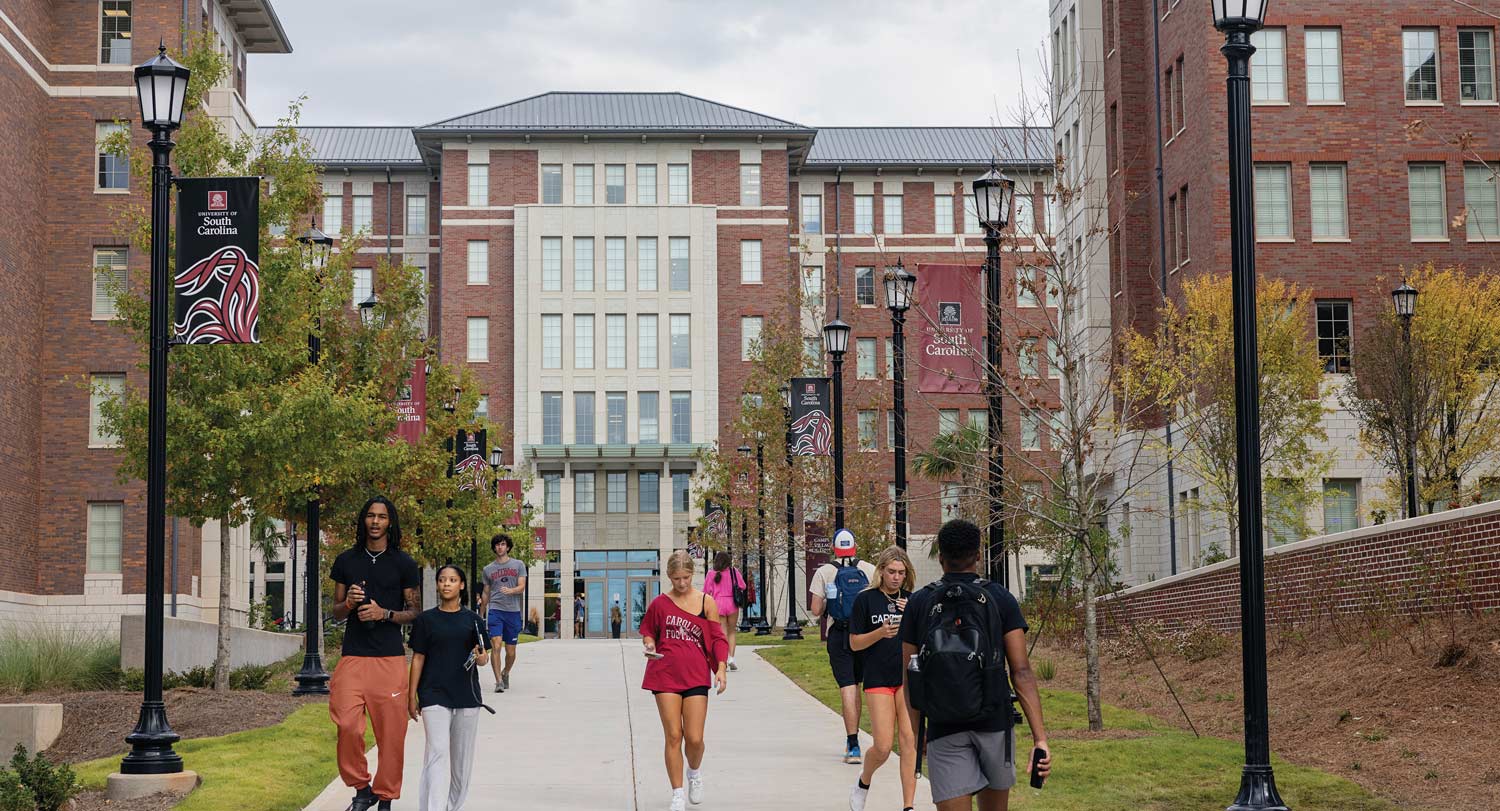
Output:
[804, 127, 1052, 168]
[419, 92, 815, 134]
[262, 127, 424, 167]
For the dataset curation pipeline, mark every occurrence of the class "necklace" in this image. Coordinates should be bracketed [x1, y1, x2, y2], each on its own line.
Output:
[365, 547, 385, 564]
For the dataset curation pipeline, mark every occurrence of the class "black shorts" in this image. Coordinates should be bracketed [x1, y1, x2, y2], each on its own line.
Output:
[652, 686, 710, 699]
[826, 624, 863, 688]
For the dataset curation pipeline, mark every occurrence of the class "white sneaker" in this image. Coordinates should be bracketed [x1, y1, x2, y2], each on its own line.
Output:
[669, 792, 686, 811]
[688, 772, 704, 804]
[849, 781, 869, 811]
[727, 657, 738, 671]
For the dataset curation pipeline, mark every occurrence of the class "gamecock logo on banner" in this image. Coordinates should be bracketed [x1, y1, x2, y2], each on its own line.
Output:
[790, 410, 833, 456]
[174, 246, 260, 344]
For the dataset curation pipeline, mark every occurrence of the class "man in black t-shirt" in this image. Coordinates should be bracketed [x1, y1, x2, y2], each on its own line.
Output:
[900, 520, 1051, 810]
[327, 497, 422, 811]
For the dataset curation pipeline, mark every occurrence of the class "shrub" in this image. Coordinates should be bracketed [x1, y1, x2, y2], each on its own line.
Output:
[0, 625, 121, 694]
[1034, 658, 1057, 681]
[9, 746, 79, 811]
[0, 769, 34, 811]
[1173, 623, 1231, 663]
[230, 663, 276, 690]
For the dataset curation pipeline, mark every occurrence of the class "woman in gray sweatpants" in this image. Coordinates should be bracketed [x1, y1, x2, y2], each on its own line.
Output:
[408, 565, 492, 811]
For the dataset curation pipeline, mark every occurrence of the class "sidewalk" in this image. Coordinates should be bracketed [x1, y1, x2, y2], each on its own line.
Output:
[304, 640, 934, 810]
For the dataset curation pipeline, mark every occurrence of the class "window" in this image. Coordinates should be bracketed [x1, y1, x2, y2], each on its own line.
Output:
[639, 473, 660, 513]
[1310, 164, 1348, 239]
[92, 248, 127, 319]
[887, 411, 896, 447]
[939, 409, 960, 435]
[1017, 267, 1041, 308]
[352, 267, 373, 308]
[1460, 29, 1495, 102]
[1316, 300, 1352, 374]
[322, 193, 342, 233]
[1408, 163, 1449, 239]
[639, 392, 660, 443]
[467, 163, 488, 207]
[1165, 66, 1177, 136]
[606, 314, 626, 369]
[669, 237, 690, 291]
[968, 410, 988, 435]
[854, 196, 874, 233]
[855, 267, 876, 306]
[352, 195, 372, 231]
[668, 164, 689, 204]
[575, 392, 595, 444]
[673, 473, 691, 512]
[740, 240, 762, 284]
[1019, 337, 1040, 378]
[466, 241, 488, 285]
[96, 123, 128, 190]
[1405, 29, 1440, 102]
[884, 195, 904, 234]
[606, 392, 627, 444]
[406, 194, 427, 234]
[1177, 186, 1191, 262]
[1021, 411, 1043, 450]
[801, 267, 823, 308]
[741, 316, 763, 360]
[1465, 163, 1500, 239]
[466, 317, 488, 362]
[740, 165, 761, 206]
[856, 338, 877, 379]
[935, 194, 954, 234]
[541, 314, 561, 369]
[89, 373, 124, 446]
[1108, 103, 1120, 175]
[670, 315, 691, 369]
[605, 164, 626, 204]
[1253, 164, 1292, 239]
[575, 472, 596, 513]
[1323, 479, 1359, 534]
[574, 164, 594, 205]
[885, 337, 895, 379]
[574, 237, 594, 291]
[475, 395, 489, 420]
[858, 411, 878, 450]
[1014, 194, 1035, 236]
[638, 314, 659, 369]
[541, 164, 562, 204]
[607, 473, 628, 512]
[1047, 338, 1062, 379]
[542, 237, 562, 291]
[100, 1, 132, 64]
[87, 502, 124, 573]
[544, 473, 562, 512]
[1305, 29, 1344, 102]
[964, 196, 981, 234]
[1104, 0, 1116, 55]
[638, 237, 658, 291]
[574, 314, 594, 369]
[941, 484, 962, 518]
[1173, 56, 1185, 133]
[801, 195, 822, 233]
[1167, 192, 1180, 268]
[670, 392, 692, 443]
[803, 337, 822, 372]
[603, 237, 625, 291]
[542, 393, 563, 445]
[1250, 28, 1286, 102]
[637, 164, 658, 204]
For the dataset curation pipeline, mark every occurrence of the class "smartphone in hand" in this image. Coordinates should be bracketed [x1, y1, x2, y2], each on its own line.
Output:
[644, 650, 665, 659]
[1029, 747, 1047, 789]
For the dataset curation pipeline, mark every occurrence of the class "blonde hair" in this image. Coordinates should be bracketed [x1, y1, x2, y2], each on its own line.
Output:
[667, 549, 696, 577]
[869, 546, 916, 593]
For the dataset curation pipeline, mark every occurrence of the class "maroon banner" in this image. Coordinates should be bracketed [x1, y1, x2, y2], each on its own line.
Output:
[789, 378, 833, 456]
[532, 527, 547, 557]
[729, 454, 756, 510]
[392, 360, 427, 445]
[454, 428, 488, 492]
[497, 479, 523, 525]
[915, 263, 984, 394]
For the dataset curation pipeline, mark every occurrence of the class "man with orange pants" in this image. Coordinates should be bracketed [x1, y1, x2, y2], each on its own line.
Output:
[329, 496, 422, 811]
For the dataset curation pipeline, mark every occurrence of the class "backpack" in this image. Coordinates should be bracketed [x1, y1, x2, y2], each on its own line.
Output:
[910, 579, 1009, 725]
[827, 563, 869, 625]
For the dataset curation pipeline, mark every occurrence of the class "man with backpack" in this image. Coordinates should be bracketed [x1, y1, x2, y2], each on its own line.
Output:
[901, 519, 1051, 810]
[809, 529, 878, 764]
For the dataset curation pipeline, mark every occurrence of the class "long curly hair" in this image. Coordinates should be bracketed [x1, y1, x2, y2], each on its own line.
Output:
[355, 495, 402, 551]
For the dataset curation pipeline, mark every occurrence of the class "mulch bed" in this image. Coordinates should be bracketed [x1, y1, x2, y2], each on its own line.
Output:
[70, 790, 180, 811]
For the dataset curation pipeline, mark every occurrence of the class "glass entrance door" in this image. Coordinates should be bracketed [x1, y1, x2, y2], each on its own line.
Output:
[627, 576, 660, 638]
[583, 577, 606, 638]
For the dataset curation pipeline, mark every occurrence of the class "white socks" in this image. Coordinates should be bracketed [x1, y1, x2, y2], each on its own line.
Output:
[686, 768, 701, 781]
[673, 788, 685, 799]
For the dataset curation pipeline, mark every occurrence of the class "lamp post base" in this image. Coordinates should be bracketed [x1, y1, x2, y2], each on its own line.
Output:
[291, 651, 331, 696]
[754, 616, 772, 636]
[119, 702, 182, 774]
[781, 621, 804, 641]
[1228, 766, 1289, 811]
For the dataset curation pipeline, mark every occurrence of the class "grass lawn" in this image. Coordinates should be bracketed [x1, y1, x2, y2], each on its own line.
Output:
[756, 640, 1392, 811]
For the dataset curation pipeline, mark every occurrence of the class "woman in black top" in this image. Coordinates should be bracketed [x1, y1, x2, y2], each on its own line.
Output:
[408, 565, 491, 811]
[847, 546, 917, 811]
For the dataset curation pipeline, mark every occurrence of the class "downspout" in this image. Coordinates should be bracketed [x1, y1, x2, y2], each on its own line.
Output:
[1151, 0, 1180, 575]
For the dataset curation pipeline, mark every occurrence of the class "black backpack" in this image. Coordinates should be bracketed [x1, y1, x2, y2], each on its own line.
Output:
[911, 578, 1009, 725]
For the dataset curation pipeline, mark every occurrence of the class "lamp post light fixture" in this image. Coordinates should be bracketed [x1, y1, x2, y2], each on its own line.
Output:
[1393, 281, 1419, 520]
[1212, 2, 1289, 810]
[357, 292, 379, 326]
[736, 444, 755, 633]
[972, 163, 1015, 588]
[291, 218, 334, 697]
[779, 383, 804, 640]
[822, 317, 851, 531]
[883, 259, 916, 549]
[120, 43, 190, 777]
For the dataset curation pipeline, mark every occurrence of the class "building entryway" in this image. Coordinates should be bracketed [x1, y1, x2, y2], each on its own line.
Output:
[574, 550, 659, 638]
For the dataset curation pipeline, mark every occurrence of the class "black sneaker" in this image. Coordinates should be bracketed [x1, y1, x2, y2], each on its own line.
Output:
[377, 801, 392, 811]
[346, 786, 377, 811]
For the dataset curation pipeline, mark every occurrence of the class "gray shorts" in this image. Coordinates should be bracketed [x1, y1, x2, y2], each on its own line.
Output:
[925, 728, 1016, 803]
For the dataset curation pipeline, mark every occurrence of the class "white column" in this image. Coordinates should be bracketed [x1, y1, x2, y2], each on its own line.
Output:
[658, 460, 674, 590]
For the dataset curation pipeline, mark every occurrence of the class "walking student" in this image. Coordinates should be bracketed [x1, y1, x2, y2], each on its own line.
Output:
[574, 591, 587, 639]
[611, 598, 624, 639]
[328, 496, 422, 811]
[407, 565, 493, 811]
[479, 533, 527, 692]
[808, 530, 878, 763]
[902, 519, 1051, 811]
[703, 551, 747, 671]
[640, 550, 729, 811]
[847, 546, 917, 811]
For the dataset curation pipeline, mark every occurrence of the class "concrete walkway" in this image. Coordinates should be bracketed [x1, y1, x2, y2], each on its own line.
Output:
[305, 640, 934, 810]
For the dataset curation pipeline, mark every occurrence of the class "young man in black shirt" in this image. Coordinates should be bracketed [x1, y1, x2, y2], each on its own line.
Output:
[328, 496, 422, 811]
[900, 519, 1051, 810]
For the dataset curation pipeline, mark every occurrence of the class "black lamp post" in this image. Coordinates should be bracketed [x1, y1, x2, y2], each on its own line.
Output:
[488, 447, 504, 612]
[1392, 281, 1419, 520]
[973, 164, 1015, 588]
[823, 318, 851, 530]
[780, 384, 804, 640]
[357, 292, 379, 326]
[1212, 2, 1289, 809]
[736, 444, 755, 633]
[121, 44, 190, 776]
[753, 442, 771, 635]
[291, 220, 333, 697]
[884, 260, 916, 549]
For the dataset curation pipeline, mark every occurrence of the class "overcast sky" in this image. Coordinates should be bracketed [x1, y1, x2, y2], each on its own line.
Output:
[247, 0, 1051, 129]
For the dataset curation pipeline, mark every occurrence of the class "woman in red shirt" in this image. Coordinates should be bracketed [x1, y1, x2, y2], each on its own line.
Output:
[641, 550, 729, 811]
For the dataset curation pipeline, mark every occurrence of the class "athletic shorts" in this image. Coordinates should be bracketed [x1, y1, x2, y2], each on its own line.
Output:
[925, 729, 1017, 803]
[652, 686, 710, 699]
[825, 624, 863, 688]
[864, 686, 898, 696]
[487, 609, 523, 645]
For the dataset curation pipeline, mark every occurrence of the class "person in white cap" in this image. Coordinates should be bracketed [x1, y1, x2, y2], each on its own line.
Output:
[808, 529, 878, 764]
